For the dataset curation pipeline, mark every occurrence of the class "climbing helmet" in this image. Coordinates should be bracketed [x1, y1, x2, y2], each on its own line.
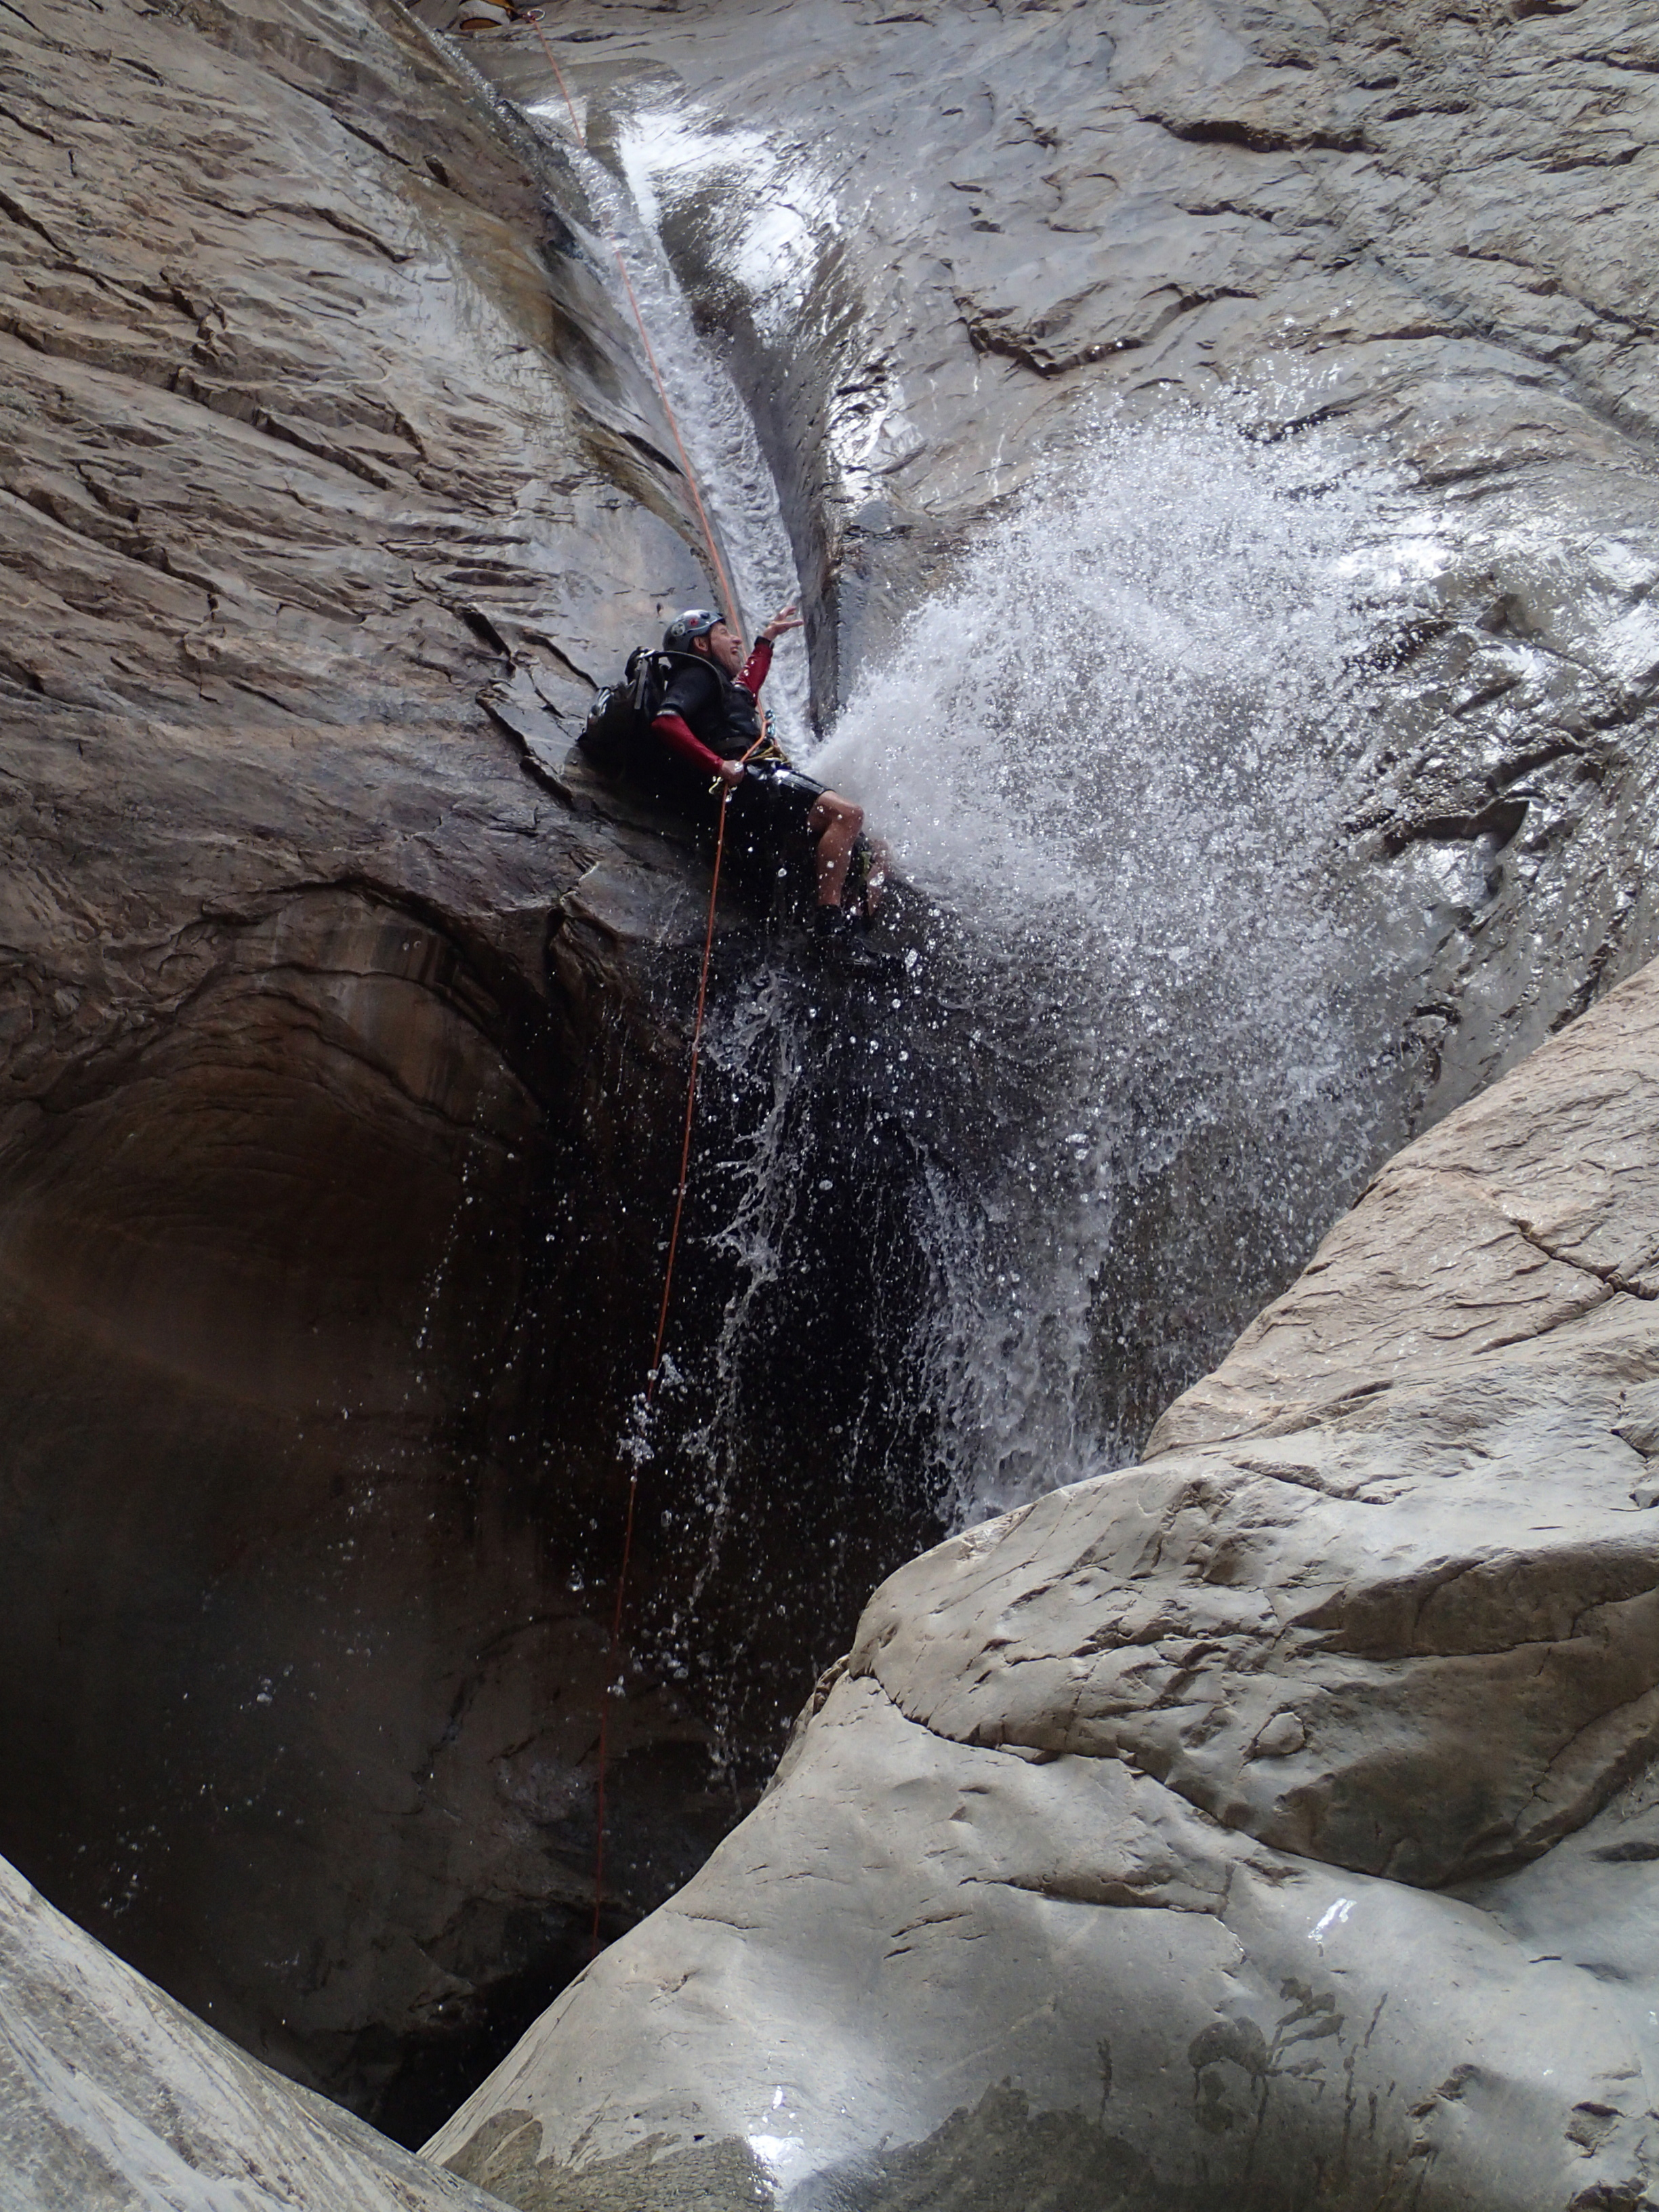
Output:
[663, 608, 726, 653]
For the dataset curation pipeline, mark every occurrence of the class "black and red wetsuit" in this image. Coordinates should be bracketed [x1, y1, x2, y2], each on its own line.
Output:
[649, 640, 827, 869]
[649, 638, 775, 775]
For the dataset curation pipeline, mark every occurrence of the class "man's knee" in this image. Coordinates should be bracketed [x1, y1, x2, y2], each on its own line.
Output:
[823, 792, 863, 836]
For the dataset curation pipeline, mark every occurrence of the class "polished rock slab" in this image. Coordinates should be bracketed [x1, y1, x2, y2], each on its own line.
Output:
[0, 1851, 508, 2211]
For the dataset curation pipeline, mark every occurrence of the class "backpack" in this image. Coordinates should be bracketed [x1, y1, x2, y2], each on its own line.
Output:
[578, 647, 676, 780]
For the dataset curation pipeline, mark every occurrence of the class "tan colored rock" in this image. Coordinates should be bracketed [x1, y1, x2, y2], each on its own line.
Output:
[14, 0, 1659, 2152]
[0, 0, 979, 2127]
[0, 0, 730, 2131]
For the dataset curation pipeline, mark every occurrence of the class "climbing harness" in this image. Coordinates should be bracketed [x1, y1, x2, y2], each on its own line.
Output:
[514, 16, 760, 1955]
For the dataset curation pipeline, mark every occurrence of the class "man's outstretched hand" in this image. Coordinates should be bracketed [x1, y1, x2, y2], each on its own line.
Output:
[761, 604, 804, 643]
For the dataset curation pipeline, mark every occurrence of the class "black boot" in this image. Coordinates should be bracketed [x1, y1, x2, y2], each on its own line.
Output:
[813, 903, 882, 973]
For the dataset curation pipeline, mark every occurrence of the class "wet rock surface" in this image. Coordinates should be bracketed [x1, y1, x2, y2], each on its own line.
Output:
[0, 1847, 506, 2211]
[0, 0, 746, 2137]
[426, 958, 1659, 2210]
[0, 0, 993, 2137]
[9, 0, 1659, 2173]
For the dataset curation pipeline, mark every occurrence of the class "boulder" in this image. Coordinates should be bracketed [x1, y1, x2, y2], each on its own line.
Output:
[424, 956, 1659, 2208]
[0, 1847, 506, 2211]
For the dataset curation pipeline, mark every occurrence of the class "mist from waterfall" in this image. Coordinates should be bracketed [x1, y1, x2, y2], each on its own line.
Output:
[812, 415, 1390, 934]
[804, 414, 1413, 1519]
[629, 412, 1425, 1771]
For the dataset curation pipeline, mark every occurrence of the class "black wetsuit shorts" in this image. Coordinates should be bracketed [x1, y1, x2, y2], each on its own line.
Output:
[729, 762, 825, 844]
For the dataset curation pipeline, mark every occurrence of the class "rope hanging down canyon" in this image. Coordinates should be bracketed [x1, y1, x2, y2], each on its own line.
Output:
[523, 14, 750, 1955]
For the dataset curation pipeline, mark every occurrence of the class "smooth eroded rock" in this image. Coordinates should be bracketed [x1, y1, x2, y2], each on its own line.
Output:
[0, 1849, 508, 2211]
[0, 0, 737, 2133]
[0, 0, 972, 2126]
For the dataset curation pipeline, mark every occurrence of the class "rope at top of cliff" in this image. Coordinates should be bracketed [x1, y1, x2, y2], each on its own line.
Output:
[525, 16, 745, 642]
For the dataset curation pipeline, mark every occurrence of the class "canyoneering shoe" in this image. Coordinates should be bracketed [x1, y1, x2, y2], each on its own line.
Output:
[813, 904, 884, 975]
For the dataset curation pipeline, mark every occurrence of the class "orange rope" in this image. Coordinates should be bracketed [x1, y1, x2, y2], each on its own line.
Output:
[519, 14, 764, 1956]
[647, 794, 735, 1400]
[590, 779, 739, 1954]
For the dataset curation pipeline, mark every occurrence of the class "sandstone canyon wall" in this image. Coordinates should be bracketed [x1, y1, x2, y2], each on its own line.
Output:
[0, 0, 981, 2139]
[470, 0, 1659, 1124]
[0, 0, 731, 2136]
[6, 0, 1659, 2172]
[467, 0, 1659, 1461]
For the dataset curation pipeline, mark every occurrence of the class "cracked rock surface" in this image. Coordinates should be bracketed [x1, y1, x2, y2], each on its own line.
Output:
[428, 959, 1659, 2209]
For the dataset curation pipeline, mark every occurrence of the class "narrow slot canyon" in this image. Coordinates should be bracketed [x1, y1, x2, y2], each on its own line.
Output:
[5, 0, 1659, 2204]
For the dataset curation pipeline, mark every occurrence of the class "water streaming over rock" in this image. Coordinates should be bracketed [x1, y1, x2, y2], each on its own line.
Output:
[527, 102, 813, 750]
[519, 106, 1450, 1781]
[808, 413, 1419, 1514]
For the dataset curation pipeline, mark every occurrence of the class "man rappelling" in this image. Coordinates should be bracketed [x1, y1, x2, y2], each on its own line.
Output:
[648, 606, 884, 970]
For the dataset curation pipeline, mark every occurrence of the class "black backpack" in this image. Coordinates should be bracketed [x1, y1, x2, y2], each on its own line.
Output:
[578, 647, 676, 780]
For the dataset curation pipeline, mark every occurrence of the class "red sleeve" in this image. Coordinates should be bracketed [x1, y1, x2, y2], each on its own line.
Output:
[737, 637, 773, 697]
[651, 711, 726, 775]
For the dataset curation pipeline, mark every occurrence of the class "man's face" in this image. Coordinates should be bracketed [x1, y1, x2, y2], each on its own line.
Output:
[699, 621, 745, 677]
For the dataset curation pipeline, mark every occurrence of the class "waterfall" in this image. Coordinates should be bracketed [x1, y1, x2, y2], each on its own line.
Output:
[537, 98, 1433, 1768]
[527, 102, 813, 754]
[808, 412, 1414, 1516]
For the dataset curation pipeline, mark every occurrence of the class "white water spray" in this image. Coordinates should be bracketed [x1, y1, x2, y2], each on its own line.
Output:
[525, 76, 1435, 1709]
[809, 413, 1420, 1518]
[813, 411, 1393, 957]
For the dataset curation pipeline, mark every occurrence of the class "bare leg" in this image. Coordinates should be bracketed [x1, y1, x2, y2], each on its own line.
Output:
[806, 791, 864, 907]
